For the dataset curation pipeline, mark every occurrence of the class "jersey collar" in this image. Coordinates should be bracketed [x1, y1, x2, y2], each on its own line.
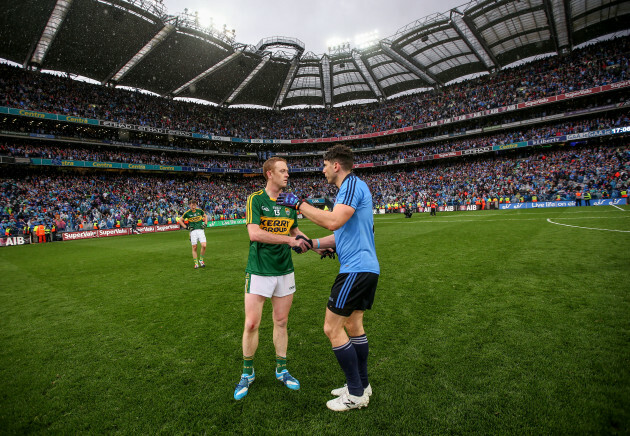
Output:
[340, 172, 356, 188]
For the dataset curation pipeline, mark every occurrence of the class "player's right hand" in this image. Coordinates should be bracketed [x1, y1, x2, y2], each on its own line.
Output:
[291, 235, 312, 254]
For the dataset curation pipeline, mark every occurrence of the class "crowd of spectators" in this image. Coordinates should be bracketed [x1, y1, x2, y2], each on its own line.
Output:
[0, 37, 627, 140]
[361, 145, 629, 209]
[1, 143, 628, 238]
[2, 114, 628, 170]
[0, 171, 252, 237]
[0, 143, 263, 169]
[1, 35, 628, 239]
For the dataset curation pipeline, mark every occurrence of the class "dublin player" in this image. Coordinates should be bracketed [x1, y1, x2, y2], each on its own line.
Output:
[177, 199, 208, 269]
[277, 144, 379, 411]
[233, 157, 313, 400]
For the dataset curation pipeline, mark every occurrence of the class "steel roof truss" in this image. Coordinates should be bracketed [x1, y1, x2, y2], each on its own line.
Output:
[380, 40, 438, 86]
[223, 54, 270, 105]
[406, 35, 461, 59]
[448, 9, 497, 70]
[543, 0, 571, 52]
[352, 52, 384, 99]
[424, 52, 473, 70]
[564, 0, 575, 48]
[571, 0, 626, 21]
[172, 51, 241, 96]
[461, 14, 501, 68]
[108, 23, 175, 85]
[488, 27, 550, 49]
[467, 0, 524, 19]
[321, 55, 332, 107]
[30, 0, 73, 66]
[476, 5, 547, 34]
[395, 22, 451, 48]
[274, 57, 300, 108]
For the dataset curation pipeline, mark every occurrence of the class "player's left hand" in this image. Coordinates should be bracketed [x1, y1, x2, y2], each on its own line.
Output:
[318, 248, 336, 260]
[277, 192, 303, 210]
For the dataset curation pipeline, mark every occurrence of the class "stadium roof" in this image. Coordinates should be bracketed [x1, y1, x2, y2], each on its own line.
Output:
[1, 0, 628, 108]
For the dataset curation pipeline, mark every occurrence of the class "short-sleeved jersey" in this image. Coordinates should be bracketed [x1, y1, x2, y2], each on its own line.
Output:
[334, 173, 380, 274]
[246, 189, 298, 276]
[181, 208, 206, 230]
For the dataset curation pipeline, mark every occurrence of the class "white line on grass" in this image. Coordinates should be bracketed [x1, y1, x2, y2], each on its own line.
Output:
[612, 204, 625, 211]
[546, 218, 630, 233]
[373, 209, 627, 221]
[374, 216, 630, 224]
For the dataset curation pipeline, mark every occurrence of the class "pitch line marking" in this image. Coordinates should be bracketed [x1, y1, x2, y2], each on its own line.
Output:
[546, 218, 630, 233]
[373, 208, 628, 220]
[373, 216, 629, 224]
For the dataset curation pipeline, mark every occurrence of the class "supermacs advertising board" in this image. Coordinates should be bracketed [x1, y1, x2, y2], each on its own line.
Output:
[61, 225, 181, 241]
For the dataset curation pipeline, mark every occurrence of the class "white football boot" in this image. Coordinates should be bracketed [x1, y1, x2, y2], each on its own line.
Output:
[331, 383, 372, 397]
[326, 391, 369, 411]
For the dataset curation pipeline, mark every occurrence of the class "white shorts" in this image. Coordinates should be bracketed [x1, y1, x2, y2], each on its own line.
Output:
[189, 229, 206, 245]
[245, 272, 296, 298]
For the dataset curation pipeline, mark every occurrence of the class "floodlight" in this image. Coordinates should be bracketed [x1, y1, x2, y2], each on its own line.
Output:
[326, 38, 346, 50]
[354, 30, 380, 50]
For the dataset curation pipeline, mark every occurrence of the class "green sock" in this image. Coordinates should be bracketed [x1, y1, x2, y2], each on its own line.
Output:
[199, 256, 204, 262]
[194, 259, 199, 266]
[276, 355, 287, 373]
[243, 356, 254, 376]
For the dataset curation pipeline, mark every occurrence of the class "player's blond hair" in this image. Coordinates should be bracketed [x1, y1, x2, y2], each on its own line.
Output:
[262, 157, 287, 180]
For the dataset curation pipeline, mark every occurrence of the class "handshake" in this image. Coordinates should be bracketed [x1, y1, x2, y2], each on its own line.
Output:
[291, 235, 336, 259]
[291, 235, 312, 254]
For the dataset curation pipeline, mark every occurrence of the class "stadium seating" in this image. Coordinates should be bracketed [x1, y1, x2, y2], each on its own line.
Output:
[1, 37, 629, 237]
[0, 38, 627, 140]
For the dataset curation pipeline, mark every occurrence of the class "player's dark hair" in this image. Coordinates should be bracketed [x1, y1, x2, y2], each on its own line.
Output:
[262, 156, 287, 180]
[324, 144, 353, 171]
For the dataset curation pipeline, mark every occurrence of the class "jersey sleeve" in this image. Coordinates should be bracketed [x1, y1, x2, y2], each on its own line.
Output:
[246, 194, 261, 225]
[336, 177, 361, 210]
[290, 209, 298, 230]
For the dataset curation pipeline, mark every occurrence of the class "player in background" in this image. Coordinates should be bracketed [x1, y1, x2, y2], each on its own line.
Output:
[277, 144, 379, 411]
[234, 157, 313, 400]
[177, 199, 208, 269]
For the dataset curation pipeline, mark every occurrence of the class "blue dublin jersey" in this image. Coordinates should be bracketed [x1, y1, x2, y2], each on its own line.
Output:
[333, 173, 380, 274]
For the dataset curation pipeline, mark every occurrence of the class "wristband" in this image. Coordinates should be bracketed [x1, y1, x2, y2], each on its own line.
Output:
[316, 239, 320, 249]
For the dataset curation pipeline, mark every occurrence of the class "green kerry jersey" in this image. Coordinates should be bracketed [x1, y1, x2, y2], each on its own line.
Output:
[246, 189, 298, 276]
[181, 208, 206, 230]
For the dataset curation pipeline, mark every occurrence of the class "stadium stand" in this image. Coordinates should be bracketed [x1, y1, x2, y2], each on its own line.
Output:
[0, 37, 627, 140]
[1, 114, 629, 168]
[0, 0, 629, 241]
[1, 142, 628, 237]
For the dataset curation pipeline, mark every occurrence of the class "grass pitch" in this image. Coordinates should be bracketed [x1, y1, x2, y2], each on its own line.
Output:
[1, 206, 629, 434]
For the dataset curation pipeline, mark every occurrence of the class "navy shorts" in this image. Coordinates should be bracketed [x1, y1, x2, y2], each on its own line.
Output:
[327, 272, 379, 317]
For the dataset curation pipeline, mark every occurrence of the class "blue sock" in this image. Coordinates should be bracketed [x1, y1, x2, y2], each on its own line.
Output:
[332, 341, 363, 396]
[350, 334, 369, 389]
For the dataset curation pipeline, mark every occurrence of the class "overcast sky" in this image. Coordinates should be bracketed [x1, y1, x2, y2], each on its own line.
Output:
[162, 0, 467, 55]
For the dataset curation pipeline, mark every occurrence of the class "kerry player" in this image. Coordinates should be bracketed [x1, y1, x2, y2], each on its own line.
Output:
[177, 199, 208, 269]
[234, 157, 313, 400]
